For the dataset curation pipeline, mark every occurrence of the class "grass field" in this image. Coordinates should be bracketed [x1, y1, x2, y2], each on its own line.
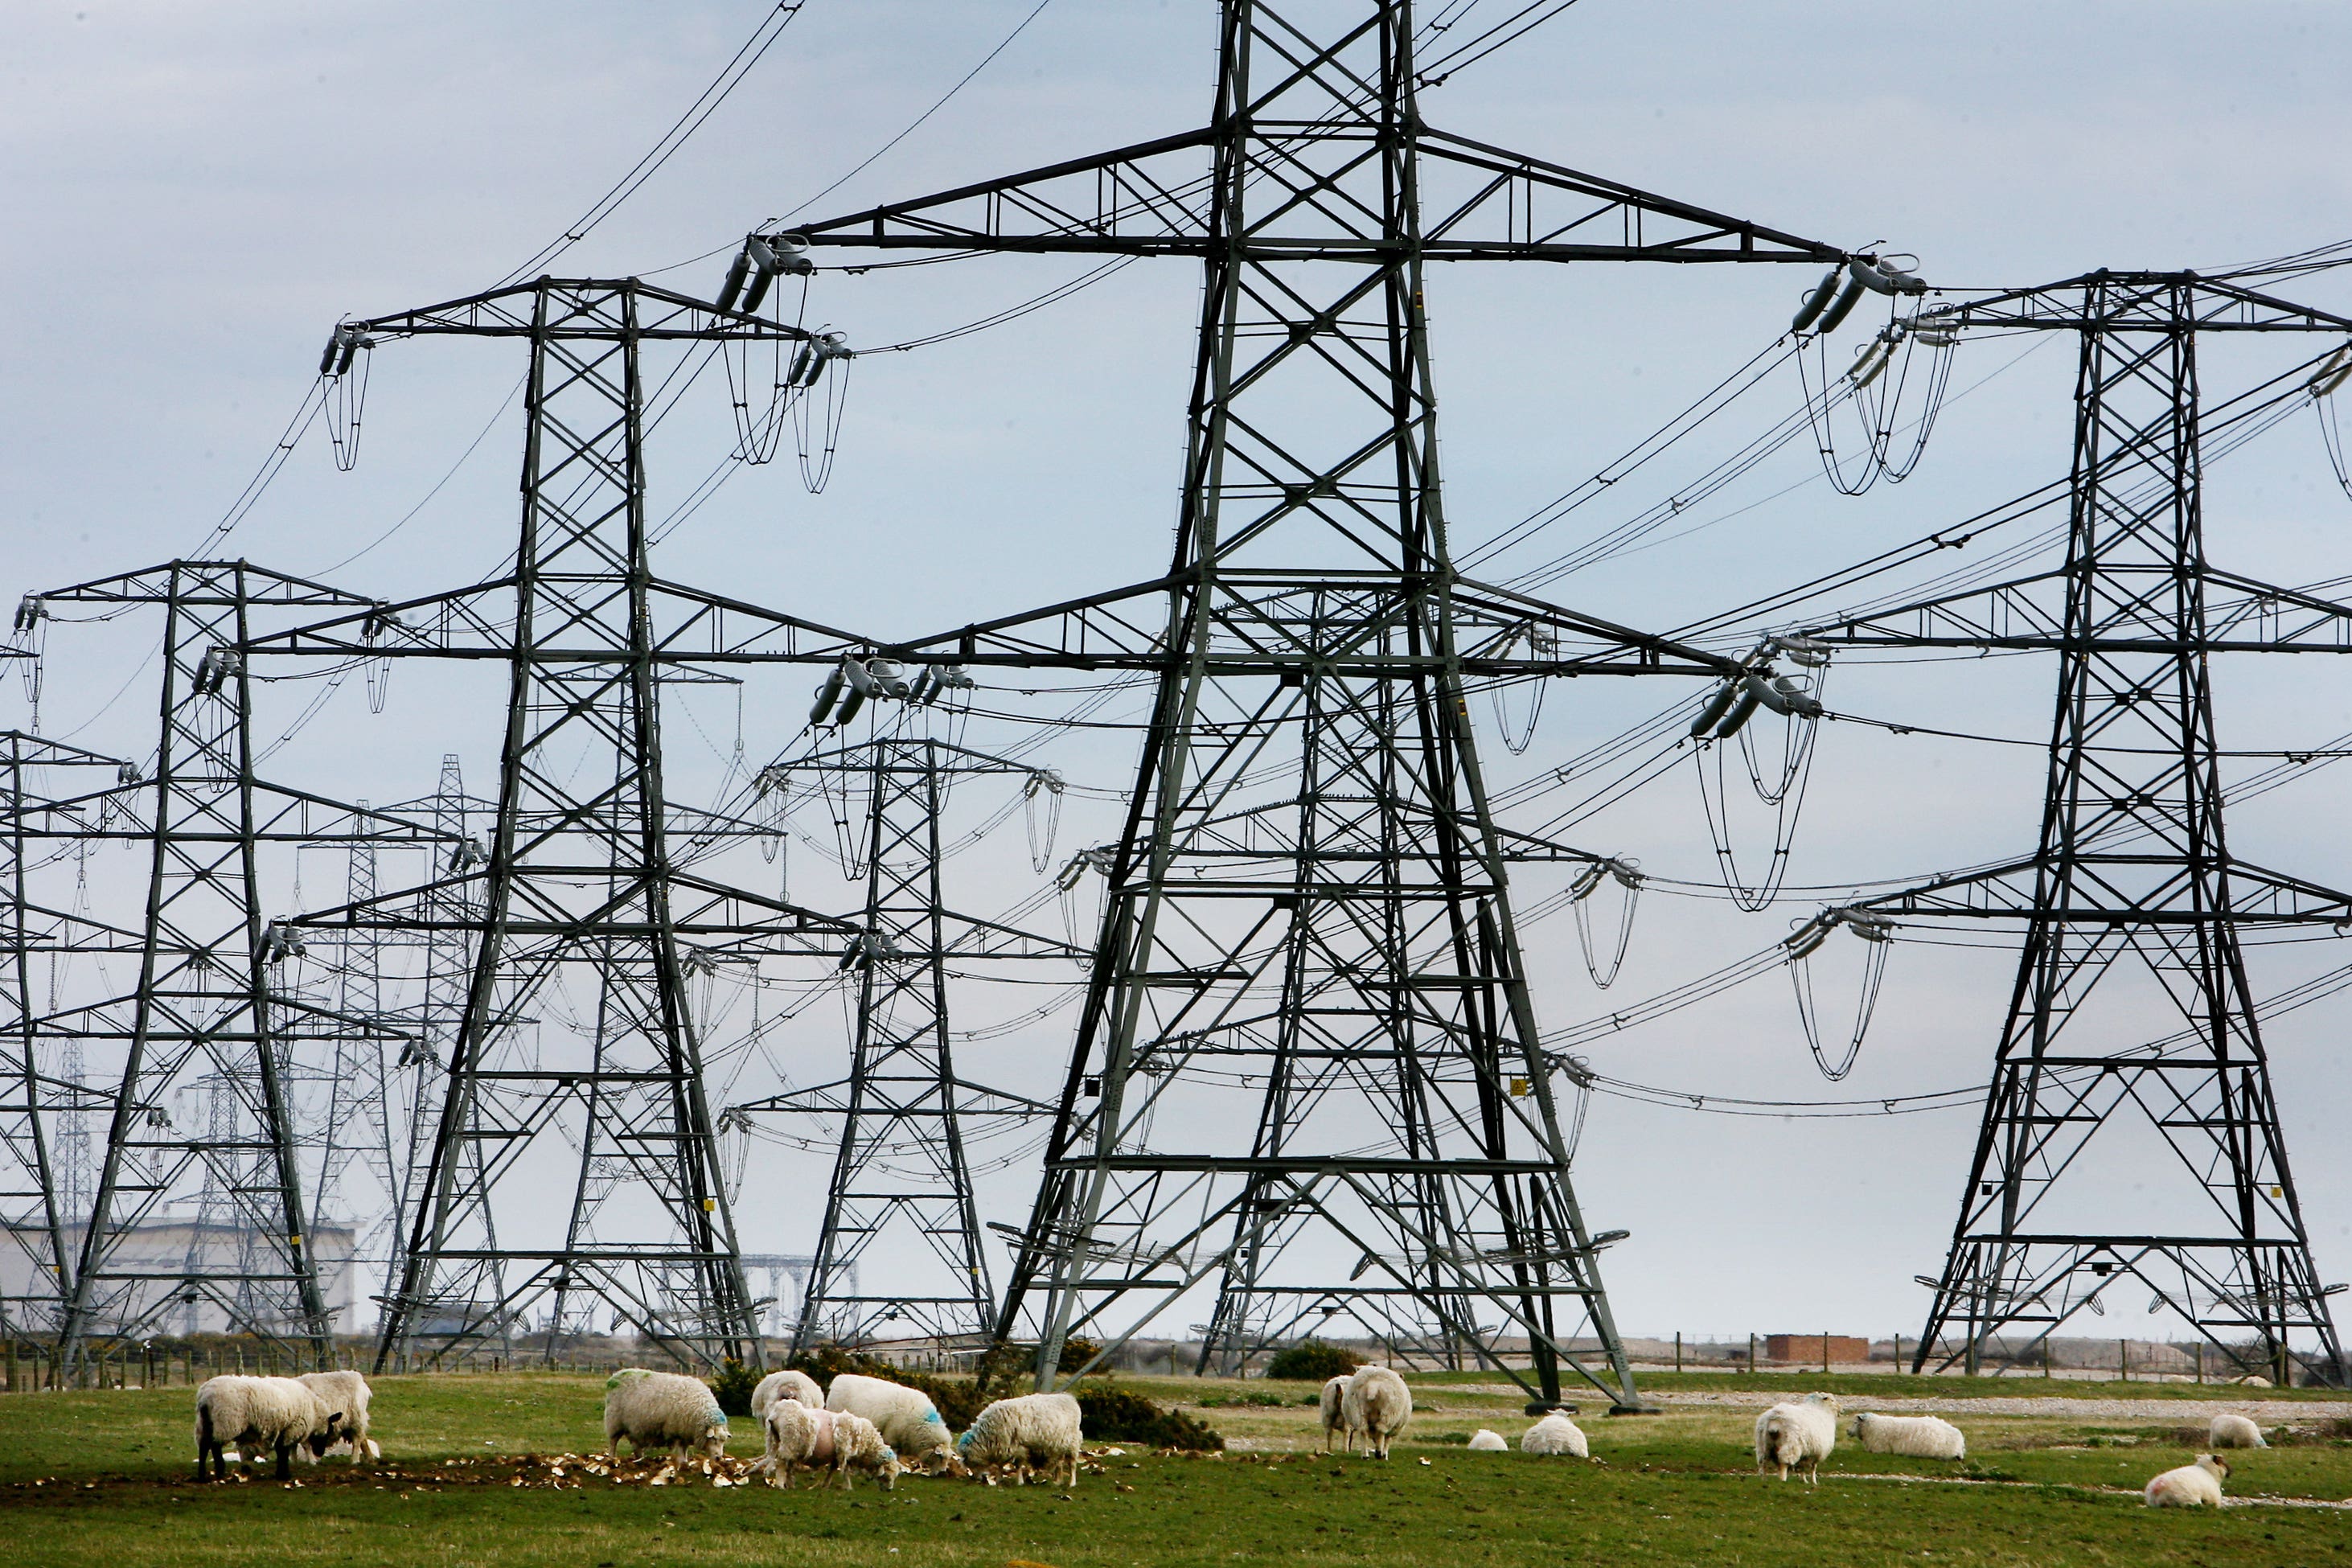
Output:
[0, 1371, 2343, 1566]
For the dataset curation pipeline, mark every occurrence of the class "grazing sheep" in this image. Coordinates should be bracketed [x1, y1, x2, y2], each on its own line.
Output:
[602, 1368, 729, 1462]
[825, 1373, 955, 1471]
[1851, 1412, 1965, 1460]
[1342, 1366, 1412, 1460]
[298, 1370, 377, 1463]
[762, 1399, 902, 1491]
[2208, 1412, 2266, 1449]
[1754, 1392, 1841, 1484]
[1319, 1374, 1355, 1453]
[751, 1369, 825, 1424]
[2144, 1453, 2230, 1508]
[1466, 1429, 1508, 1451]
[1521, 1413, 1590, 1459]
[955, 1392, 1083, 1488]
[195, 1375, 346, 1480]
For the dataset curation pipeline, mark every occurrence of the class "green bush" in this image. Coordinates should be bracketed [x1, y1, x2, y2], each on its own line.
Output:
[1073, 1386, 1225, 1451]
[705, 1360, 760, 1418]
[1266, 1340, 1363, 1383]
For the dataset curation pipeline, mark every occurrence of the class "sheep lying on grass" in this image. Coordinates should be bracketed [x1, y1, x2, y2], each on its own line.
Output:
[2144, 1453, 2230, 1508]
[2208, 1412, 2266, 1449]
[1521, 1413, 1589, 1458]
[750, 1369, 824, 1424]
[956, 1392, 1082, 1488]
[195, 1375, 347, 1480]
[1851, 1412, 1964, 1460]
[827, 1373, 954, 1472]
[603, 1369, 729, 1463]
[762, 1399, 901, 1491]
[1466, 1429, 1507, 1451]
[1342, 1366, 1411, 1460]
[1754, 1392, 1840, 1484]
[298, 1370, 378, 1463]
[1319, 1374, 1354, 1453]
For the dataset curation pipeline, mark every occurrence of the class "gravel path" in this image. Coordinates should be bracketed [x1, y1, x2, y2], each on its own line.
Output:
[1649, 1389, 2352, 1422]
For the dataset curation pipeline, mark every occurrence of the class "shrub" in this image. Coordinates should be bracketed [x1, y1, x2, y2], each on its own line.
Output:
[1074, 1386, 1225, 1451]
[706, 1360, 760, 1418]
[1266, 1340, 1363, 1383]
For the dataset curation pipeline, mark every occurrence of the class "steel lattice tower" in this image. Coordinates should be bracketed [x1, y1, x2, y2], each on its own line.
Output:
[778, 0, 1849, 1404]
[1812, 273, 2352, 1381]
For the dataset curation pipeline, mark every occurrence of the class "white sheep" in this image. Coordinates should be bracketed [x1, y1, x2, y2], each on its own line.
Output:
[751, 1369, 825, 1424]
[1851, 1412, 1965, 1460]
[602, 1368, 729, 1462]
[1521, 1413, 1589, 1458]
[955, 1392, 1083, 1488]
[1466, 1428, 1507, 1451]
[1319, 1374, 1355, 1453]
[298, 1370, 378, 1463]
[1755, 1392, 1841, 1484]
[1342, 1365, 1412, 1460]
[195, 1374, 347, 1480]
[2144, 1453, 2230, 1508]
[825, 1373, 955, 1471]
[762, 1398, 902, 1491]
[2208, 1412, 2266, 1449]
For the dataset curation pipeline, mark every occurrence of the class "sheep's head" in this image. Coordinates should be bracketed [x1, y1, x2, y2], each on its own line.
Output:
[699, 1420, 731, 1461]
[1805, 1392, 1842, 1413]
[306, 1412, 348, 1458]
[2196, 1454, 2231, 1479]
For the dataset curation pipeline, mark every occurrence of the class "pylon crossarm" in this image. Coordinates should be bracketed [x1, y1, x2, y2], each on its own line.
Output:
[343, 277, 821, 345]
[1919, 270, 2352, 335]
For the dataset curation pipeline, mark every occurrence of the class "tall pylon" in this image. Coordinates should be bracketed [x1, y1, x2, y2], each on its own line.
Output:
[778, 0, 1850, 1404]
[1810, 273, 2352, 1382]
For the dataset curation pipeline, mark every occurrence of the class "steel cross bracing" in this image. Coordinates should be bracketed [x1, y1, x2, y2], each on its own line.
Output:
[757, 1, 1849, 1407]
[729, 737, 1073, 1353]
[1801, 273, 2352, 1381]
[249, 279, 871, 1370]
[12, 562, 454, 1369]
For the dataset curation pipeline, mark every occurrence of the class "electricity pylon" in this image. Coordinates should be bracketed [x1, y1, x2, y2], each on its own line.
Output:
[777, 0, 1852, 1405]
[248, 278, 867, 1369]
[729, 733, 1070, 1351]
[1808, 273, 2352, 1383]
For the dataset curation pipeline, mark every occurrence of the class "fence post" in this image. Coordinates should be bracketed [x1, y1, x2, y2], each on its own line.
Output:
[1747, 1332, 1756, 1370]
[1893, 1333, 1901, 1373]
[2194, 1343, 2203, 1384]
[1675, 1332, 1682, 1373]
[2120, 1340, 2128, 1382]
[1822, 1333, 1832, 1375]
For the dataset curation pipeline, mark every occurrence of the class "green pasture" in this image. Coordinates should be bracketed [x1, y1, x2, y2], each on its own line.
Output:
[0, 1371, 2342, 1566]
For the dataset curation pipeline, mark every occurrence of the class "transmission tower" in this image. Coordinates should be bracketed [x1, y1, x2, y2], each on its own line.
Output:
[21, 562, 445, 1369]
[730, 733, 1071, 1352]
[775, 0, 1855, 1404]
[248, 278, 867, 1369]
[1808, 273, 2352, 1382]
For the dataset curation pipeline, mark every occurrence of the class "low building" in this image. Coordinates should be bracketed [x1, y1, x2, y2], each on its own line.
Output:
[0, 1218, 359, 1337]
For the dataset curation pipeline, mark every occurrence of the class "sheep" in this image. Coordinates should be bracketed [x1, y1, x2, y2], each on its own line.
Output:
[1319, 1374, 1355, 1453]
[1466, 1429, 1508, 1451]
[1851, 1412, 1965, 1460]
[955, 1392, 1083, 1488]
[750, 1369, 825, 1424]
[1754, 1392, 1841, 1484]
[2143, 1453, 2230, 1508]
[825, 1373, 955, 1471]
[195, 1375, 347, 1480]
[2208, 1412, 2267, 1449]
[602, 1368, 729, 1462]
[1521, 1413, 1590, 1459]
[1342, 1365, 1412, 1460]
[762, 1398, 902, 1491]
[298, 1370, 378, 1463]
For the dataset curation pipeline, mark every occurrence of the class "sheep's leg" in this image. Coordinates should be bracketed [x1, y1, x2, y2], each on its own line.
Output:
[274, 1441, 295, 1480]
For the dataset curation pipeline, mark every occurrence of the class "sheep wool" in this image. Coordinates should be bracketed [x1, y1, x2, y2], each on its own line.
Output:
[298, 1370, 377, 1463]
[1319, 1375, 1355, 1453]
[1754, 1392, 1841, 1484]
[751, 1369, 825, 1423]
[1852, 1412, 1964, 1460]
[763, 1400, 902, 1491]
[955, 1392, 1084, 1488]
[2144, 1453, 2229, 1508]
[1521, 1413, 1589, 1459]
[602, 1369, 729, 1462]
[826, 1373, 955, 1468]
[2207, 1412, 2266, 1450]
[1466, 1429, 1508, 1452]
[1341, 1366, 1412, 1460]
[195, 1375, 346, 1481]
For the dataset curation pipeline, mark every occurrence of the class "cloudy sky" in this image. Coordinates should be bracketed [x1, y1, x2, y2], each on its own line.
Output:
[8, 1, 2352, 1352]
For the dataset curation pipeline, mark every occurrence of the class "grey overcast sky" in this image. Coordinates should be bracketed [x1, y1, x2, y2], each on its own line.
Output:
[7, 2, 2352, 1345]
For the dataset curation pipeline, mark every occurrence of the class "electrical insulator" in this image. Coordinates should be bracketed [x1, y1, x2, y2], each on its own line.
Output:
[1815, 269, 1870, 335]
[716, 249, 753, 313]
[1714, 688, 1764, 738]
[1791, 267, 1844, 335]
[1689, 680, 1739, 737]
[2313, 344, 2352, 397]
[809, 662, 846, 724]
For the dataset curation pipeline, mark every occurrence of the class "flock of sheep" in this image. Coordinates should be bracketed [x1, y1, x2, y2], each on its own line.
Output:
[185, 1364, 2276, 1513]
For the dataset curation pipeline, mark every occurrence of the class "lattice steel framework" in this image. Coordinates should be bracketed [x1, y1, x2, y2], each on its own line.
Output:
[778, 0, 1849, 1404]
[1812, 273, 2352, 1381]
